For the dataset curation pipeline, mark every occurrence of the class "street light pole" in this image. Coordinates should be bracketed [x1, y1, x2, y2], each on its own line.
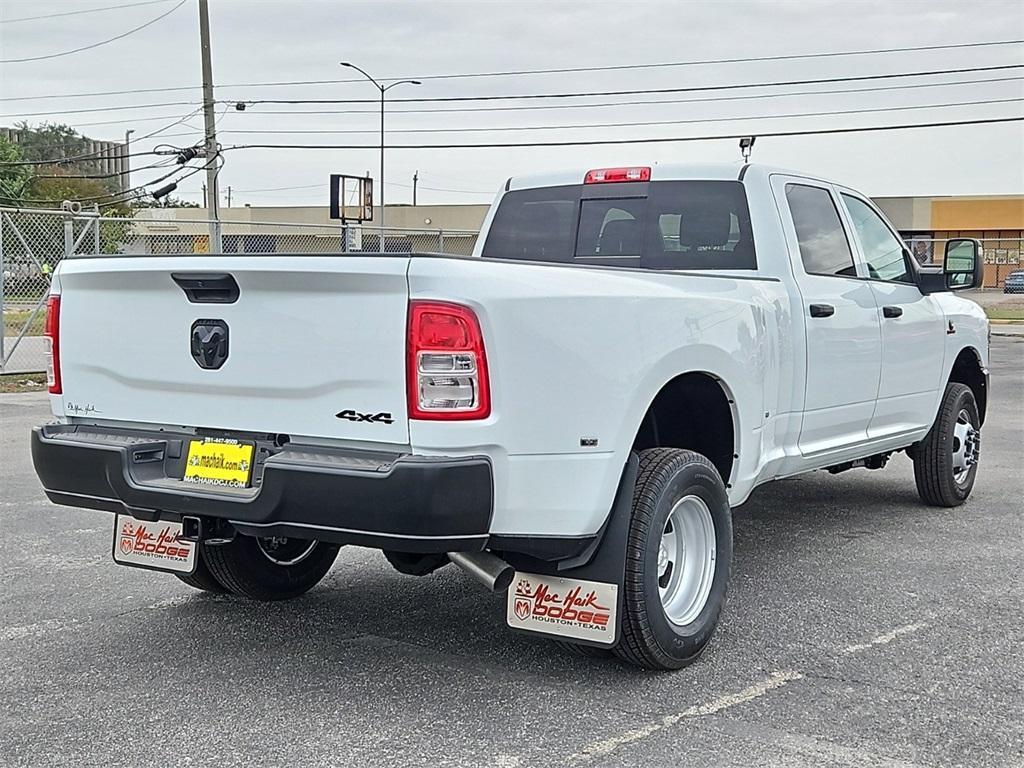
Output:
[340, 62, 420, 238]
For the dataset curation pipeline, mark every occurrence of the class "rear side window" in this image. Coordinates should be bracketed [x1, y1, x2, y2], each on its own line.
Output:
[481, 181, 756, 270]
[785, 183, 856, 277]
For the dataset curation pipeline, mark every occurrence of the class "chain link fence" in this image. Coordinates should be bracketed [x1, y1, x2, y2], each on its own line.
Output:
[1, 206, 479, 373]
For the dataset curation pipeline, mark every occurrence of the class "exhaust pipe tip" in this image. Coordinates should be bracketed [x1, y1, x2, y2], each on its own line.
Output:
[448, 550, 515, 593]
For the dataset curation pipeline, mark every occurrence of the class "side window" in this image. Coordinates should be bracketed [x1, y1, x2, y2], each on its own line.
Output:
[841, 194, 913, 283]
[785, 183, 856, 277]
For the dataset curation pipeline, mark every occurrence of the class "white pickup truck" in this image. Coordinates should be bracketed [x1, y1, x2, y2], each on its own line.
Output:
[32, 162, 988, 670]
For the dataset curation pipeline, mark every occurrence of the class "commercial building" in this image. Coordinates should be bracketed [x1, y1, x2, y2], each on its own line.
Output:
[874, 195, 1024, 287]
[131, 195, 1022, 287]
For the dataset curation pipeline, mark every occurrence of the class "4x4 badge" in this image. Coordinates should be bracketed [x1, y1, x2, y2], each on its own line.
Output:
[335, 409, 394, 424]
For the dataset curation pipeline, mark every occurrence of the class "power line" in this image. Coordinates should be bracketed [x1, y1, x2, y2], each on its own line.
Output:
[218, 115, 1024, 151]
[1, 148, 170, 167]
[0, 101, 197, 119]
[1, 155, 217, 206]
[5, 65, 1022, 121]
[27, 157, 176, 181]
[0, 0, 174, 24]
[156, 97, 1020, 138]
[0, 0, 187, 63]
[68, 75, 1023, 126]
[233, 63, 1024, 106]
[0, 108, 204, 168]
[2, 37, 1021, 101]
[245, 75, 1024, 116]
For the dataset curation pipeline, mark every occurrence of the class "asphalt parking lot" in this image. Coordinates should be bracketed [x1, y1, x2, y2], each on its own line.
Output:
[1, 336, 1021, 768]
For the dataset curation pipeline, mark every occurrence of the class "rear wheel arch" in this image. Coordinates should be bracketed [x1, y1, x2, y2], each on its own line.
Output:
[948, 346, 987, 425]
[631, 371, 738, 486]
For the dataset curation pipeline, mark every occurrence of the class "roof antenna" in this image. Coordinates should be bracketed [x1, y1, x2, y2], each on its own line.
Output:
[739, 136, 756, 163]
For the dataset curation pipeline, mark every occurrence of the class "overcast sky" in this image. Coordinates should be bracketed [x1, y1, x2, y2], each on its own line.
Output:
[1, 0, 1022, 210]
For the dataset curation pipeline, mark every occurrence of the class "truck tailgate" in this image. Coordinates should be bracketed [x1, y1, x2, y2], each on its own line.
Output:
[54, 255, 411, 445]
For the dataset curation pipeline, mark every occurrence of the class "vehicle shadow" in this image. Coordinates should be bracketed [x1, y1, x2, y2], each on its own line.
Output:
[24, 465, 939, 704]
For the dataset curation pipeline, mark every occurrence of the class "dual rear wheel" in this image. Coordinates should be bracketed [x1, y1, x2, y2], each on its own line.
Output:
[176, 534, 338, 601]
[558, 448, 734, 670]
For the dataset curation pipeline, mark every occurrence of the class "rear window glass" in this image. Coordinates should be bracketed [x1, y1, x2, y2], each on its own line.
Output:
[481, 181, 756, 270]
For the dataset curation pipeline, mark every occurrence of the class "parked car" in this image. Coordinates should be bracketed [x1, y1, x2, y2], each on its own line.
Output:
[31, 163, 988, 670]
[1003, 269, 1024, 293]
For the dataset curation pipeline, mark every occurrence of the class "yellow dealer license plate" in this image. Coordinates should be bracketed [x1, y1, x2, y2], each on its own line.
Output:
[183, 438, 254, 488]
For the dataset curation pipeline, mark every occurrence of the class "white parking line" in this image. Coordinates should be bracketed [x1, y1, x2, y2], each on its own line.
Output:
[842, 621, 929, 655]
[567, 670, 803, 764]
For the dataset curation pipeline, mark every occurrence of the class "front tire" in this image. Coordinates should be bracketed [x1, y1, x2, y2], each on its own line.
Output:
[913, 382, 981, 507]
[203, 535, 340, 601]
[614, 448, 733, 671]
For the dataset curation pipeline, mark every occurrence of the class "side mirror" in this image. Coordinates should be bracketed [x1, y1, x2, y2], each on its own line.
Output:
[944, 238, 983, 290]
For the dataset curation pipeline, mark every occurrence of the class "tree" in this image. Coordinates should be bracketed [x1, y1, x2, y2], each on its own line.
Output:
[0, 136, 33, 204]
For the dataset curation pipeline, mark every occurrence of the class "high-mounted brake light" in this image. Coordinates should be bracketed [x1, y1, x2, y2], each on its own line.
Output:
[584, 166, 651, 184]
[44, 295, 62, 394]
[407, 301, 490, 420]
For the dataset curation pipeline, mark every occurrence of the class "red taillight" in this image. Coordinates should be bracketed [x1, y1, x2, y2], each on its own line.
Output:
[584, 166, 651, 184]
[407, 301, 490, 420]
[44, 295, 61, 394]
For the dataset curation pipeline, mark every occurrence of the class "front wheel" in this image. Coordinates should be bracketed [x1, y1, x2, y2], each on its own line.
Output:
[913, 382, 981, 507]
[203, 534, 340, 601]
[614, 448, 733, 671]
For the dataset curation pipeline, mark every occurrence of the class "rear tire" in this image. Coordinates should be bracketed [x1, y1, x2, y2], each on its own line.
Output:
[913, 383, 980, 507]
[614, 448, 732, 671]
[553, 640, 614, 659]
[175, 548, 228, 593]
[204, 534, 340, 601]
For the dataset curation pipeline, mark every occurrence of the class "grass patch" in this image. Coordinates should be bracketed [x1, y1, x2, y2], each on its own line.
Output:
[986, 307, 1024, 321]
[3, 308, 46, 337]
[0, 372, 47, 393]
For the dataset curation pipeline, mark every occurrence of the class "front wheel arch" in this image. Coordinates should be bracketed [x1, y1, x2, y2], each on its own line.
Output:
[948, 346, 987, 425]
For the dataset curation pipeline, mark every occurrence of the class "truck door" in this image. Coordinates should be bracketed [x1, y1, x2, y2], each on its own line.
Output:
[836, 191, 945, 439]
[773, 177, 882, 456]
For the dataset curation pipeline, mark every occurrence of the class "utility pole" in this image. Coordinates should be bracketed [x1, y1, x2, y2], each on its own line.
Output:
[412, 170, 418, 206]
[198, 0, 222, 252]
[224, 186, 232, 207]
[202, 183, 207, 208]
[123, 129, 134, 193]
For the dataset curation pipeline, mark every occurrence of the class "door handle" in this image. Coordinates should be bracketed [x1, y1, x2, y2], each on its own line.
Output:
[171, 273, 240, 304]
[809, 303, 835, 318]
[882, 305, 903, 318]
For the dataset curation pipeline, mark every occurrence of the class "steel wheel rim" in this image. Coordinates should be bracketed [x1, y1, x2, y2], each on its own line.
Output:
[256, 536, 317, 566]
[951, 408, 979, 485]
[658, 494, 717, 627]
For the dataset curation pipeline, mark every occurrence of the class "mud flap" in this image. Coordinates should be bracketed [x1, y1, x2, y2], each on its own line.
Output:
[504, 453, 638, 648]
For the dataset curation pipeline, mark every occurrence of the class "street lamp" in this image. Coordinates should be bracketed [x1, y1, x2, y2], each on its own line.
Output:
[340, 62, 420, 236]
[124, 129, 135, 193]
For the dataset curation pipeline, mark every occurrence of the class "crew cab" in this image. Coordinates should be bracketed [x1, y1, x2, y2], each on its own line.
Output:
[32, 163, 988, 670]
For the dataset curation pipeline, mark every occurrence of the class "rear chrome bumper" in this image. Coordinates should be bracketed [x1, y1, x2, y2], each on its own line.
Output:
[31, 424, 493, 553]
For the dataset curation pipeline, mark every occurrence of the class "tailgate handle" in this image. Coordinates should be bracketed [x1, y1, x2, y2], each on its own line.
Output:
[171, 273, 239, 304]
